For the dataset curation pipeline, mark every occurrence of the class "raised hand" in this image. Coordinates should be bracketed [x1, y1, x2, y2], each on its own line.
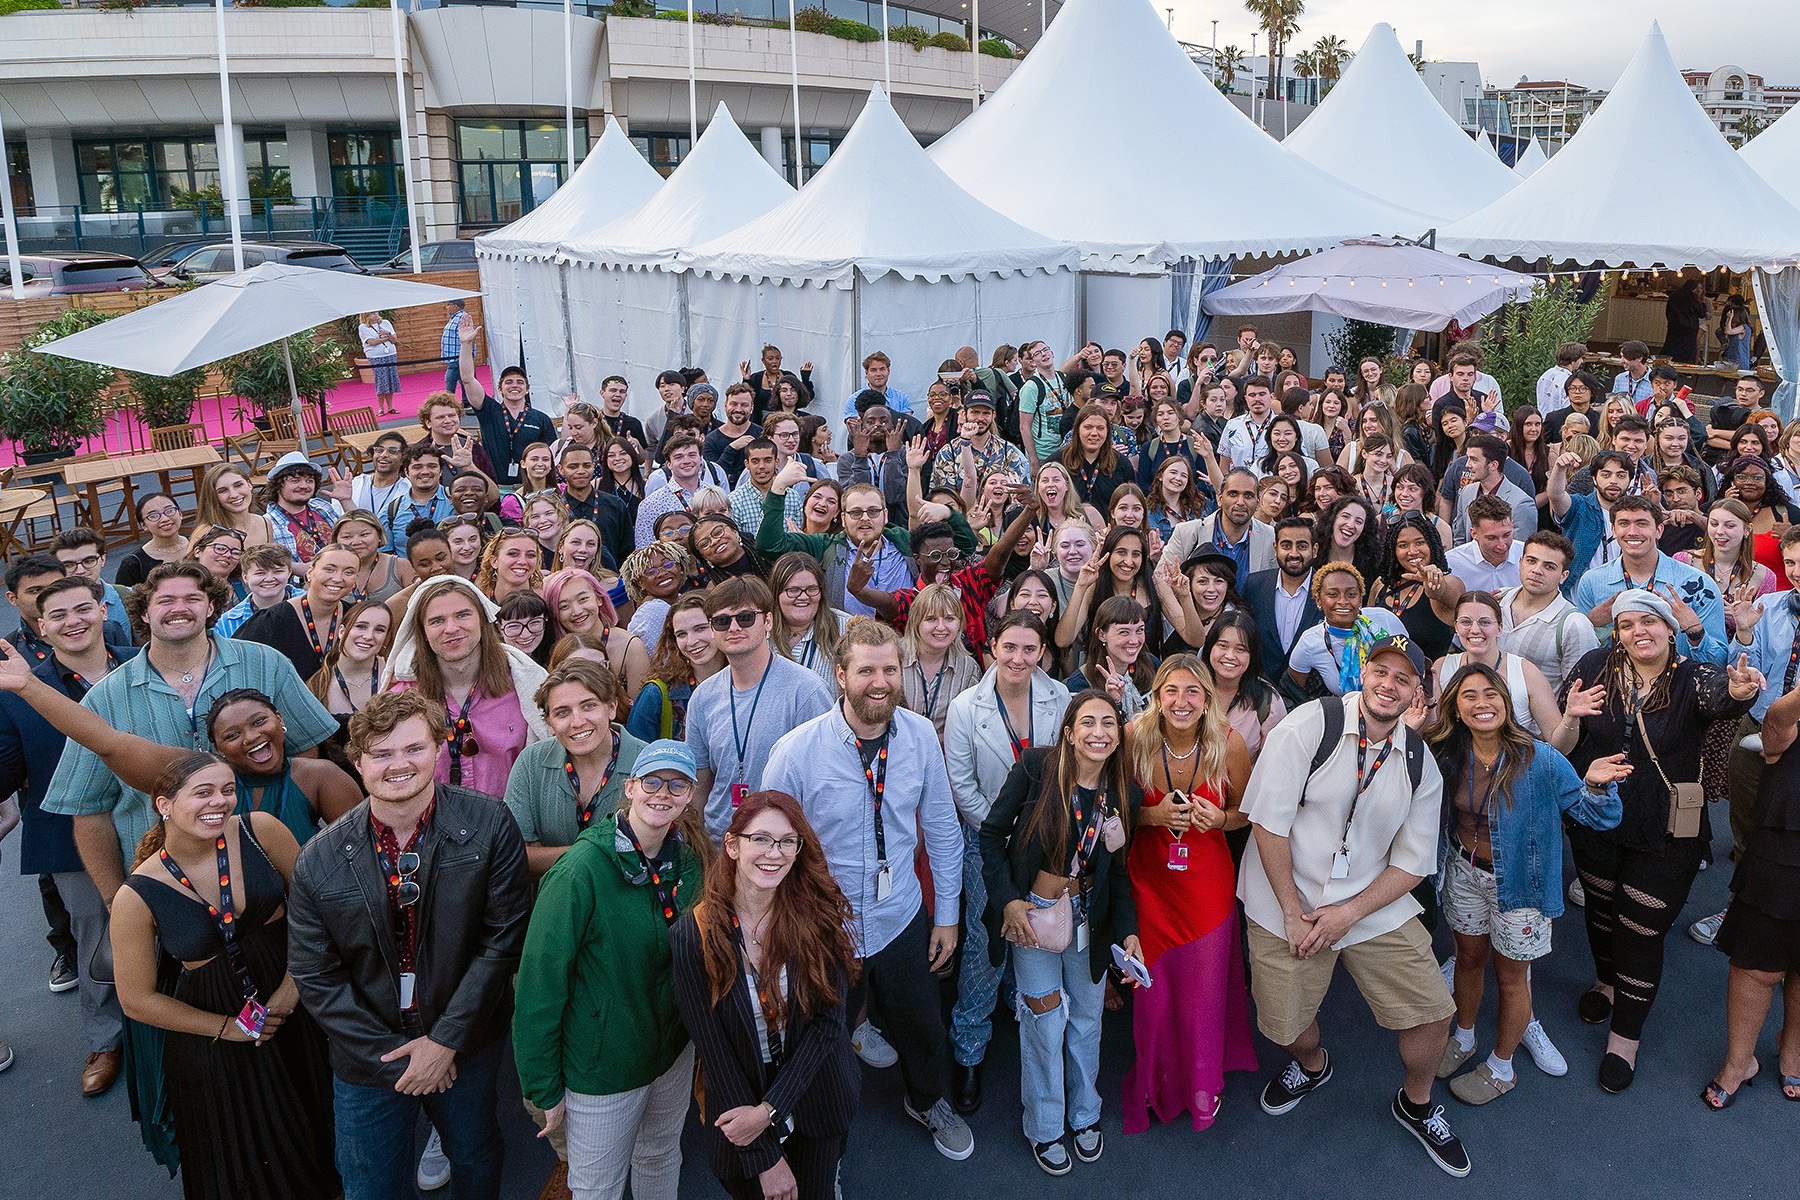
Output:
[1563, 677, 1607, 720]
[0, 640, 34, 692]
[771, 460, 810, 493]
[905, 435, 930, 471]
[324, 466, 354, 503]
[1727, 652, 1768, 701]
[1655, 583, 1701, 638]
[1554, 450, 1582, 474]
[1077, 550, 1109, 587]
[1583, 753, 1634, 789]
[847, 545, 875, 594]
[1729, 582, 1766, 636]
[739, 359, 752, 378]
[1587, 593, 1618, 629]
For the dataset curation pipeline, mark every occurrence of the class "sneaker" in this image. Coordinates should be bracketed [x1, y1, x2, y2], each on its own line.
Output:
[1392, 1092, 1472, 1178]
[0, 1040, 13, 1073]
[1689, 911, 1726, 946]
[1520, 1019, 1568, 1077]
[904, 1096, 975, 1161]
[416, 1129, 450, 1192]
[1031, 1138, 1071, 1176]
[49, 953, 79, 993]
[1439, 955, 1457, 993]
[1567, 878, 1585, 908]
[1437, 1034, 1477, 1080]
[1072, 1125, 1104, 1163]
[851, 1021, 899, 1068]
[1259, 1050, 1332, 1115]
[1449, 1062, 1516, 1107]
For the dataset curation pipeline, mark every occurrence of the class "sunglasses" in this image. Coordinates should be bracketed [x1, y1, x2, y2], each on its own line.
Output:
[437, 514, 484, 531]
[709, 609, 764, 631]
[389, 851, 421, 906]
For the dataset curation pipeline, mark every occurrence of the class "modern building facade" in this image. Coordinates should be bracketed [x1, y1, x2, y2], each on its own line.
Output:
[1682, 64, 1767, 145]
[0, 0, 1040, 262]
[1488, 78, 1604, 144]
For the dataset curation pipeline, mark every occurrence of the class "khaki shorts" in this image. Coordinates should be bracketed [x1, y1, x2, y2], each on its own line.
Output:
[1247, 916, 1455, 1047]
[1441, 850, 1553, 961]
[524, 1096, 568, 1161]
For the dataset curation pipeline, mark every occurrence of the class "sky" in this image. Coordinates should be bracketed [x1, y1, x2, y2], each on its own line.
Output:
[1164, 1, 1800, 91]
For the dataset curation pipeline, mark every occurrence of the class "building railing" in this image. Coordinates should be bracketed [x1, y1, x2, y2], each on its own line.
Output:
[9, 197, 407, 262]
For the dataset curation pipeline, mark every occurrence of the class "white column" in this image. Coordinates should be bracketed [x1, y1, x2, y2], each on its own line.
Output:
[285, 123, 332, 199]
[24, 136, 80, 209]
[759, 126, 785, 176]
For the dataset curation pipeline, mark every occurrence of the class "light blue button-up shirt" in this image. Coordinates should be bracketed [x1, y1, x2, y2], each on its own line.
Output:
[763, 703, 962, 957]
[1571, 551, 1727, 665]
[1738, 588, 1800, 722]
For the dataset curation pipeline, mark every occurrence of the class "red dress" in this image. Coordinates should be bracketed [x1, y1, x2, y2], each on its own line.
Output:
[1121, 782, 1258, 1133]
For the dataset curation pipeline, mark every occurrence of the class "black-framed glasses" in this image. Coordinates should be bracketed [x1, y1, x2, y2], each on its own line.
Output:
[392, 851, 421, 906]
[438, 514, 484, 531]
[142, 505, 181, 522]
[781, 584, 822, 601]
[638, 776, 697, 798]
[501, 617, 546, 638]
[709, 609, 763, 631]
[734, 831, 803, 856]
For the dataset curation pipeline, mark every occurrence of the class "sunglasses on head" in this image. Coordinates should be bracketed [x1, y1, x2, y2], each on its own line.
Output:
[709, 609, 764, 631]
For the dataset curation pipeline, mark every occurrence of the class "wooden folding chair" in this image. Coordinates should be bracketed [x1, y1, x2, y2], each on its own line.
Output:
[149, 423, 208, 452]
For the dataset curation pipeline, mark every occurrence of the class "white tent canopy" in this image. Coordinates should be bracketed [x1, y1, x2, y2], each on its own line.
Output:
[473, 116, 665, 403]
[1285, 24, 1517, 223]
[1742, 102, 1800, 204]
[677, 87, 1079, 419]
[926, 0, 1425, 272]
[561, 102, 795, 400]
[1441, 23, 1800, 270]
[1514, 137, 1549, 178]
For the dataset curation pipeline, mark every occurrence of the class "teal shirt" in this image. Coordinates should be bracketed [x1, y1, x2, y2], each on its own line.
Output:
[236, 768, 321, 848]
[503, 725, 645, 848]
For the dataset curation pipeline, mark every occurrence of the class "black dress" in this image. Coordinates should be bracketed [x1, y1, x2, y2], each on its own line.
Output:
[234, 601, 330, 681]
[122, 822, 337, 1200]
[1716, 735, 1800, 974]
[1369, 579, 1456, 663]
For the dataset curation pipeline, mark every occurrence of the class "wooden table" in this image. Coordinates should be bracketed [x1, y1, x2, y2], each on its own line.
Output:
[62, 445, 221, 547]
[0, 487, 50, 559]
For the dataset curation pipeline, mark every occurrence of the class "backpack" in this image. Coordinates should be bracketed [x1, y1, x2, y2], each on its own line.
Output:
[1300, 696, 1425, 804]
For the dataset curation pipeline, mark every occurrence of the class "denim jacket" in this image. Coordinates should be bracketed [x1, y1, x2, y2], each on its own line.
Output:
[1435, 741, 1621, 919]
[1552, 491, 1605, 600]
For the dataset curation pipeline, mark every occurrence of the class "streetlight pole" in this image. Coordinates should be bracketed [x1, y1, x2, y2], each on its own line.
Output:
[214, 0, 244, 273]
[0, 102, 23, 300]
[1210, 20, 1218, 85]
[972, 0, 981, 112]
[1250, 31, 1257, 121]
[393, 0, 423, 273]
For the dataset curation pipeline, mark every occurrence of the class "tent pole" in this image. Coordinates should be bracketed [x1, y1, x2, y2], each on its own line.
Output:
[282, 337, 312, 457]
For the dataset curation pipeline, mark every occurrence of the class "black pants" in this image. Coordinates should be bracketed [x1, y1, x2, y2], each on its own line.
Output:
[719, 1132, 846, 1200]
[1569, 829, 1706, 1041]
[846, 905, 949, 1111]
[40, 873, 76, 961]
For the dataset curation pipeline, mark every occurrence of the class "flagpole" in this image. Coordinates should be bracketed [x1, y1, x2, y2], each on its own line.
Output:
[214, 0, 244, 273]
[393, 0, 423, 273]
[686, 0, 698, 146]
[788, 0, 803, 185]
[564, 0, 577, 177]
[0, 100, 24, 300]
[971, 0, 981, 111]
[881, 0, 890, 93]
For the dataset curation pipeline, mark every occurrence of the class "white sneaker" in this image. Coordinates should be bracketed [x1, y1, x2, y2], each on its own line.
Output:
[1440, 955, 1457, 993]
[1567, 878, 1585, 908]
[851, 1020, 899, 1068]
[416, 1128, 450, 1192]
[1520, 1019, 1568, 1077]
[1689, 910, 1727, 946]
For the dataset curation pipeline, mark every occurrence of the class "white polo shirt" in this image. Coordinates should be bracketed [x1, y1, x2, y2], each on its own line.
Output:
[1446, 539, 1523, 593]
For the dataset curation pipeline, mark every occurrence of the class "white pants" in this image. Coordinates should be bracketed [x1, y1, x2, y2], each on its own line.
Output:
[563, 1042, 694, 1200]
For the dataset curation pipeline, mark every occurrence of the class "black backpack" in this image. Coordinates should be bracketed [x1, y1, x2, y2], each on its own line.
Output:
[1300, 696, 1425, 803]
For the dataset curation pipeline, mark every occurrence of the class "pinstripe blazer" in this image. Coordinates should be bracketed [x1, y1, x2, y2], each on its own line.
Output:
[670, 912, 860, 1182]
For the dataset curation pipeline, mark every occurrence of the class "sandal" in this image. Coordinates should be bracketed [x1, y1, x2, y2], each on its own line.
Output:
[1783, 1075, 1800, 1102]
[1702, 1061, 1758, 1110]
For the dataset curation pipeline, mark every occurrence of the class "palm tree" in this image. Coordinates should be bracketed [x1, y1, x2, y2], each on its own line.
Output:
[1291, 50, 1316, 104]
[1245, 0, 1305, 101]
[1312, 33, 1348, 83]
[1217, 45, 1245, 92]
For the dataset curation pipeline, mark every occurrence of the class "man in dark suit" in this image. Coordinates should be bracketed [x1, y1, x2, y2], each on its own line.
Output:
[1241, 517, 1320, 683]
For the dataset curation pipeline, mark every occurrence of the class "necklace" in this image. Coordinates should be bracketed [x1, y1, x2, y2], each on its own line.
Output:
[1163, 735, 1198, 760]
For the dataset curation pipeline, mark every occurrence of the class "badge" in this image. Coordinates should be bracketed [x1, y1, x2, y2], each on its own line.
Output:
[235, 997, 269, 1040]
[1167, 840, 1190, 871]
[730, 783, 749, 809]
[399, 971, 416, 1010]
[1331, 850, 1350, 880]
[1075, 917, 1090, 953]
[875, 865, 893, 901]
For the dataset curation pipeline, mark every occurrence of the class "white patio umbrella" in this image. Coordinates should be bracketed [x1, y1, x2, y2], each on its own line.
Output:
[35, 263, 479, 449]
[1202, 237, 1538, 332]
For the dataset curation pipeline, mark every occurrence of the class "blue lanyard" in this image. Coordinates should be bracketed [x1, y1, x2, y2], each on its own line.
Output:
[728, 656, 774, 780]
[184, 644, 220, 743]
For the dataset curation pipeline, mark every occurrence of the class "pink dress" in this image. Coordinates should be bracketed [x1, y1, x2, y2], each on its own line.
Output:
[1120, 783, 1258, 1133]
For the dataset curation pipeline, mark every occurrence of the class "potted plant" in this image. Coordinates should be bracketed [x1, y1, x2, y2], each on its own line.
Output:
[220, 330, 350, 430]
[0, 308, 116, 463]
[127, 366, 208, 433]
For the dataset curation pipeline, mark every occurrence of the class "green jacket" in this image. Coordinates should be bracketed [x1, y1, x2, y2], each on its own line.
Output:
[754, 489, 979, 609]
[512, 814, 704, 1106]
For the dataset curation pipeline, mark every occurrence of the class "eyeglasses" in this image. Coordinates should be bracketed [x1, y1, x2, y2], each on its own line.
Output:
[60, 553, 102, 571]
[1453, 617, 1498, 631]
[142, 506, 181, 522]
[709, 609, 764, 631]
[844, 506, 886, 521]
[637, 776, 696, 798]
[644, 559, 681, 575]
[205, 543, 245, 559]
[660, 522, 694, 539]
[781, 584, 822, 601]
[390, 850, 421, 906]
[501, 617, 546, 637]
[437, 514, 484, 531]
[917, 548, 961, 564]
[734, 832, 803, 856]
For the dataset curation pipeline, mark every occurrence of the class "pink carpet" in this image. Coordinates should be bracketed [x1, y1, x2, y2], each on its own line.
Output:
[1, 365, 494, 468]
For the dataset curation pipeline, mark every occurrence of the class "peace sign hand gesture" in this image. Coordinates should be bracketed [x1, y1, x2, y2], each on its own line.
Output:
[1727, 652, 1768, 701]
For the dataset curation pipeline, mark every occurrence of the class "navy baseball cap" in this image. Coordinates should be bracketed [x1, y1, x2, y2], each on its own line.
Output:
[1366, 633, 1427, 677]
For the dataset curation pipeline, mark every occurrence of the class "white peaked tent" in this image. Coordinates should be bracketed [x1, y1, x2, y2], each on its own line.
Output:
[1514, 137, 1549, 178]
[1478, 129, 1500, 158]
[1742, 102, 1800, 203]
[926, 0, 1423, 346]
[1441, 24, 1800, 270]
[678, 87, 1079, 419]
[1285, 24, 1517, 223]
[559, 103, 794, 407]
[473, 116, 664, 406]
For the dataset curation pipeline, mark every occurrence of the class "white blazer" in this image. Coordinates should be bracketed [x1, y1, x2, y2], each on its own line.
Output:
[944, 668, 1072, 828]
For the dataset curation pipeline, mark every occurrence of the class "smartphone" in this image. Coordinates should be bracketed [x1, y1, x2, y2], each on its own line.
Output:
[1111, 943, 1152, 988]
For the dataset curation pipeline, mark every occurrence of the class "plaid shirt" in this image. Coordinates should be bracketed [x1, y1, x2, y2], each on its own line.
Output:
[441, 316, 461, 364]
[888, 561, 1002, 666]
[930, 436, 1031, 495]
[729, 480, 769, 535]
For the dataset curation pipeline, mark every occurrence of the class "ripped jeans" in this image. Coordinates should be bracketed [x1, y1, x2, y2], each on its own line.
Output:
[1012, 894, 1104, 1145]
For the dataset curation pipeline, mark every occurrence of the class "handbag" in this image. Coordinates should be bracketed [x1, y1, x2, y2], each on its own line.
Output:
[1637, 711, 1705, 839]
[1025, 890, 1074, 953]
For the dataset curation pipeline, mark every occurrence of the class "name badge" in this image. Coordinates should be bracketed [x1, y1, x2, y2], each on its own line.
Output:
[875, 865, 893, 902]
[399, 971, 417, 1010]
[1167, 840, 1190, 872]
[1074, 917, 1090, 953]
[235, 997, 268, 1040]
[730, 783, 749, 809]
[1331, 850, 1350, 880]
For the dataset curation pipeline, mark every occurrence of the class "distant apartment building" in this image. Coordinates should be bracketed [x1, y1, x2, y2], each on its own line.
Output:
[1488, 79, 1605, 144]
[1682, 65, 1766, 145]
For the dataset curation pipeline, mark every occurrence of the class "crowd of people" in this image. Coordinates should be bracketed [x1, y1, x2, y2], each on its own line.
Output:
[3, 307, 1798, 1200]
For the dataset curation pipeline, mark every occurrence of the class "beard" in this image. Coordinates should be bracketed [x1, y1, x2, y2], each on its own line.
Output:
[848, 688, 898, 729]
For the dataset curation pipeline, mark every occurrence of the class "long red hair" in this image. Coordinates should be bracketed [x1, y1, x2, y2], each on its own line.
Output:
[693, 791, 857, 1030]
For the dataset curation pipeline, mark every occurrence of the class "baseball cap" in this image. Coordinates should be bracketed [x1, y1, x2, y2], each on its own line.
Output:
[962, 390, 996, 410]
[632, 739, 698, 781]
[1365, 633, 1427, 677]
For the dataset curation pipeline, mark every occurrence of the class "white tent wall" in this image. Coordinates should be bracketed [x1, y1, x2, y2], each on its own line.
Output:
[475, 254, 523, 376]
[971, 270, 1079, 379]
[565, 265, 688, 420]
[565, 263, 624, 405]
[517, 258, 574, 409]
[687, 274, 858, 425]
[1083, 273, 1172, 353]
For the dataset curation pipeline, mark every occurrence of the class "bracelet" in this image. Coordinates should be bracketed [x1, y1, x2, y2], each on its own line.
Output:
[213, 1015, 230, 1043]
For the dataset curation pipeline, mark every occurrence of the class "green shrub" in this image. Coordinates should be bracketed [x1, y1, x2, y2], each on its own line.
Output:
[793, 5, 833, 34]
[0, 0, 62, 14]
[888, 24, 930, 50]
[221, 331, 350, 421]
[1477, 280, 1609, 415]
[830, 16, 880, 42]
[610, 0, 655, 17]
[978, 38, 1014, 59]
[1322, 319, 1400, 382]
[927, 31, 969, 52]
[128, 367, 208, 432]
[0, 309, 115, 458]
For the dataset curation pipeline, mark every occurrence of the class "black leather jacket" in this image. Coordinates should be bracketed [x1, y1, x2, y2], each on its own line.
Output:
[286, 784, 530, 1087]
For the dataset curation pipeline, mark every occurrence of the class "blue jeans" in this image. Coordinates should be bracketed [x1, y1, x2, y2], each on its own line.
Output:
[333, 1038, 505, 1200]
[949, 820, 1001, 1067]
[1012, 903, 1103, 1145]
[444, 358, 463, 396]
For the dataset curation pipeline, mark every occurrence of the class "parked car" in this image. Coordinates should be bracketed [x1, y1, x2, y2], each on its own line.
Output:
[159, 240, 368, 283]
[373, 239, 477, 274]
[143, 238, 222, 271]
[0, 252, 161, 296]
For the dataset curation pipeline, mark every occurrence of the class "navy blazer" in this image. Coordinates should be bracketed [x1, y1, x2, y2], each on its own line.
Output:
[1242, 568, 1319, 683]
[0, 643, 139, 876]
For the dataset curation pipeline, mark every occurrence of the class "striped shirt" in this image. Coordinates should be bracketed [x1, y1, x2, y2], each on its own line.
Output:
[42, 635, 339, 862]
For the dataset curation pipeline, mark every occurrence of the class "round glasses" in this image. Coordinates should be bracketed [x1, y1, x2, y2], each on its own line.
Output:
[501, 617, 546, 638]
[733, 832, 803, 856]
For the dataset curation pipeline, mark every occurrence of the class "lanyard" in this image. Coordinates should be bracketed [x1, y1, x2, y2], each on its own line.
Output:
[410, 495, 447, 526]
[620, 816, 682, 924]
[160, 834, 260, 1006]
[299, 596, 338, 661]
[500, 402, 529, 445]
[1076, 460, 1100, 497]
[855, 723, 893, 870]
[915, 659, 950, 720]
[373, 798, 434, 989]
[1340, 716, 1395, 856]
[64, 650, 119, 695]
[446, 690, 478, 785]
[334, 662, 380, 713]
[564, 732, 619, 829]
[1160, 739, 1203, 802]
[284, 505, 330, 558]
[183, 644, 220, 742]
[1785, 598, 1800, 693]
[997, 693, 1030, 761]
[1068, 786, 1107, 877]
[730, 914, 784, 1067]
[728, 657, 774, 780]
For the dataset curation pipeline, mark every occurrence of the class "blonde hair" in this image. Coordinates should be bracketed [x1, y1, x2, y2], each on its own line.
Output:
[902, 583, 974, 670]
[476, 530, 544, 596]
[1034, 461, 1087, 525]
[1561, 432, 1601, 468]
[690, 486, 731, 520]
[1126, 654, 1231, 792]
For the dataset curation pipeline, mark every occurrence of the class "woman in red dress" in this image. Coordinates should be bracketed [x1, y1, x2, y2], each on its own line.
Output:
[1122, 653, 1256, 1131]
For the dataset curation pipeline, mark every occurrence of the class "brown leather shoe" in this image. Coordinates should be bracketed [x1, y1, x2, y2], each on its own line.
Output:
[535, 1163, 571, 1200]
[82, 1049, 121, 1098]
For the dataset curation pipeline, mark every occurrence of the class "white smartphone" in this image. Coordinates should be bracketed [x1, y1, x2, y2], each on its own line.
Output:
[1111, 943, 1152, 989]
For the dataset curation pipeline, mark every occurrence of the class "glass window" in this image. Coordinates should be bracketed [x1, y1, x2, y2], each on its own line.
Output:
[77, 135, 221, 212]
[328, 130, 402, 200]
[5, 143, 31, 215]
[453, 119, 587, 226]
